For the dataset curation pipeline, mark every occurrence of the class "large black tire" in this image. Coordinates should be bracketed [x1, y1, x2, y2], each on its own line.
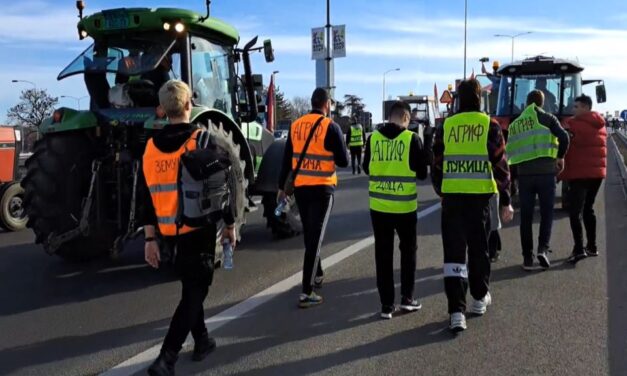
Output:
[0, 182, 27, 231]
[262, 193, 301, 239]
[22, 132, 112, 261]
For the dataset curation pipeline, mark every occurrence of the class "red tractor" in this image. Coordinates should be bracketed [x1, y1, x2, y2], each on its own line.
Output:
[0, 126, 27, 231]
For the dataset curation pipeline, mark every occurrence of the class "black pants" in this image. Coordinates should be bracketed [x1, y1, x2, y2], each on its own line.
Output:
[518, 174, 556, 256]
[567, 178, 603, 251]
[370, 210, 417, 307]
[162, 225, 216, 354]
[442, 195, 491, 314]
[295, 187, 334, 295]
[489, 230, 501, 259]
[350, 147, 362, 174]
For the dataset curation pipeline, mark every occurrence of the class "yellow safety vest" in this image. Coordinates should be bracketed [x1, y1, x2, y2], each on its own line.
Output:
[349, 125, 364, 147]
[368, 130, 417, 213]
[506, 104, 559, 165]
[441, 112, 498, 194]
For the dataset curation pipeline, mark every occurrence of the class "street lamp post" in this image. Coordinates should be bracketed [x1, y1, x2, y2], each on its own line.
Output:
[463, 0, 468, 79]
[11, 80, 36, 89]
[494, 32, 533, 62]
[271, 70, 279, 130]
[61, 95, 88, 110]
[382, 68, 400, 122]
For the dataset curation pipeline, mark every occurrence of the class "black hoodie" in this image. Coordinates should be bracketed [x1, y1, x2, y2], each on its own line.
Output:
[139, 123, 235, 227]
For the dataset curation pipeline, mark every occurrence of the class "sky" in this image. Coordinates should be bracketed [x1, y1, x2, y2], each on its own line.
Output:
[2, 0, 627, 123]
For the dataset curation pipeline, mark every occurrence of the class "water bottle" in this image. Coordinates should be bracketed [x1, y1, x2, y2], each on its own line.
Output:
[222, 240, 233, 270]
[274, 198, 288, 217]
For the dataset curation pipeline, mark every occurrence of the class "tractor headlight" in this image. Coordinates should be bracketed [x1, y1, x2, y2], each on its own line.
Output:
[174, 23, 185, 33]
[163, 22, 171, 31]
[80, 30, 88, 39]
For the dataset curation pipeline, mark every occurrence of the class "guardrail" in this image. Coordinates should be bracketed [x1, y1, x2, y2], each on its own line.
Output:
[609, 129, 627, 198]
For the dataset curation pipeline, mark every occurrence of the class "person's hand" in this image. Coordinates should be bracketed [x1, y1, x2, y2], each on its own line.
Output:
[501, 205, 514, 224]
[221, 225, 237, 249]
[277, 189, 287, 204]
[556, 158, 565, 173]
[144, 240, 161, 269]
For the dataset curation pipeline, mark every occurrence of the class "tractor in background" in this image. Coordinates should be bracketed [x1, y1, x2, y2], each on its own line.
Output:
[0, 126, 27, 232]
[22, 2, 296, 262]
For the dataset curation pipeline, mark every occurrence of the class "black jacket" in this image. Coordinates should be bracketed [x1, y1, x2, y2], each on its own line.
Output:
[278, 110, 349, 194]
[362, 123, 430, 180]
[140, 123, 235, 227]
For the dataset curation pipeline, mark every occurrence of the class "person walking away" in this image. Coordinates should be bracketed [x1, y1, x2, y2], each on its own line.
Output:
[506, 90, 569, 271]
[559, 94, 606, 263]
[142, 80, 237, 376]
[432, 79, 513, 332]
[278, 88, 348, 308]
[363, 101, 430, 319]
[346, 116, 366, 174]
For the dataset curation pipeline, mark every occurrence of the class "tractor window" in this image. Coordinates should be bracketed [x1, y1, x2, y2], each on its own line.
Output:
[190, 36, 234, 116]
[561, 73, 582, 115]
[58, 34, 177, 80]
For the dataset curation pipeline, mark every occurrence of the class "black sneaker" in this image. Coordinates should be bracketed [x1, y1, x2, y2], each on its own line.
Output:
[314, 275, 324, 289]
[299, 292, 323, 308]
[537, 250, 551, 269]
[586, 245, 599, 257]
[380, 305, 396, 319]
[148, 349, 177, 376]
[400, 297, 422, 312]
[567, 249, 587, 264]
[522, 255, 534, 271]
[192, 334, 216, 362]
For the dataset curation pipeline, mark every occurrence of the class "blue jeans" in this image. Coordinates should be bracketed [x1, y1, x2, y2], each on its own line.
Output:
[518, 174, 556, 257]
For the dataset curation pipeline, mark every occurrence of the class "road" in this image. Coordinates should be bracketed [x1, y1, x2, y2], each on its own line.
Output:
[0, 147, 626, 376]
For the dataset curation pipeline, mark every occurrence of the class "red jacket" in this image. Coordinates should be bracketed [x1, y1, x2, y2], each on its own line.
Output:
[559, 111, 607, 180]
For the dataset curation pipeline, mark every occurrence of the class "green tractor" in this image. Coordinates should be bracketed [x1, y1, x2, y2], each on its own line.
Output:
[22, 2, 297, 261]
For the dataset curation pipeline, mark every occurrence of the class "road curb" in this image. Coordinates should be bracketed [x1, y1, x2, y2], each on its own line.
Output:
[609, 130, 627, 199]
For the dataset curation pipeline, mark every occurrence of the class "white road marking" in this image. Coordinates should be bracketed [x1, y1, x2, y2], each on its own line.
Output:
[102, 202, 442, 376]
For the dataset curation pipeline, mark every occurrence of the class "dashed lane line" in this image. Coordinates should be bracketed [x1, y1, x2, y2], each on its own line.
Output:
[101, 202, 442, 376]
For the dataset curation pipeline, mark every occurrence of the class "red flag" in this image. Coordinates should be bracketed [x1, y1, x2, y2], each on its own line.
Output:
[266, 75, 275, 131]
[433, 83, 441, 117]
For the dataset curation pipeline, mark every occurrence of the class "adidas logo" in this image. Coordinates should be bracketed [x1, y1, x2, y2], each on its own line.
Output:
[453, 266, 463, 274]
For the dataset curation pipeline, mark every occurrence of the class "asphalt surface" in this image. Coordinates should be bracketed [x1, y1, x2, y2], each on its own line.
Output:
[0, 157, 626, 375]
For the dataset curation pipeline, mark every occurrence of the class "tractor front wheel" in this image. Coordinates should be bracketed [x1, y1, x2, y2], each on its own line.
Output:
[0, 182, 27, 231]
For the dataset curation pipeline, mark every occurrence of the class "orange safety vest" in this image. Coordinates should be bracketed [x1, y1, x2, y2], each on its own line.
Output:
[142, 129, 201, 236]
[290, 113, 337, 187]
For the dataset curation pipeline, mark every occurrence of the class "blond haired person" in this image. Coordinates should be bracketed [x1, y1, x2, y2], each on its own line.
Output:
[141, 80, 236, 376]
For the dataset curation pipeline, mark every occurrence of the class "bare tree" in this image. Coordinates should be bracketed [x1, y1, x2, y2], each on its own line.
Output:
[291, 96, 310, 117]
[7, 88, 58, 128]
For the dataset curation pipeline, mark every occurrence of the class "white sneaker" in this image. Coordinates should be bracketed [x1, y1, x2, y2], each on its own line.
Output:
[469, 291, 492, 316]
[449, 312, 467, 332]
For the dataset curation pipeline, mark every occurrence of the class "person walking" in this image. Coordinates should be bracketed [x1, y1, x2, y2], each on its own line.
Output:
[506, 90, 569, 271]
[362, 101, 430, 319]
[278, 88, 348, 308]
[559, 94, 606, 263]
[432, 79, 513, 332]
[142, 80, 237, 376]
[346, 116, 366, 174]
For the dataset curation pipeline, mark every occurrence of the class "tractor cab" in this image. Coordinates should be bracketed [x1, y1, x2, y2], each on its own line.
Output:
[495, 56, 606, 128]
[384, 94, 438, 142]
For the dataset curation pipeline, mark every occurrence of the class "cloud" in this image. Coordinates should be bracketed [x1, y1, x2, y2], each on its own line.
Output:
[0, 4, 79, 44]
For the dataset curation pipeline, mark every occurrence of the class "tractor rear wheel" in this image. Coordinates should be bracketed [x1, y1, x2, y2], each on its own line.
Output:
[0, 182, 27, 231]
[22, 132, 112, 261]
[262, 193, 301, 239]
